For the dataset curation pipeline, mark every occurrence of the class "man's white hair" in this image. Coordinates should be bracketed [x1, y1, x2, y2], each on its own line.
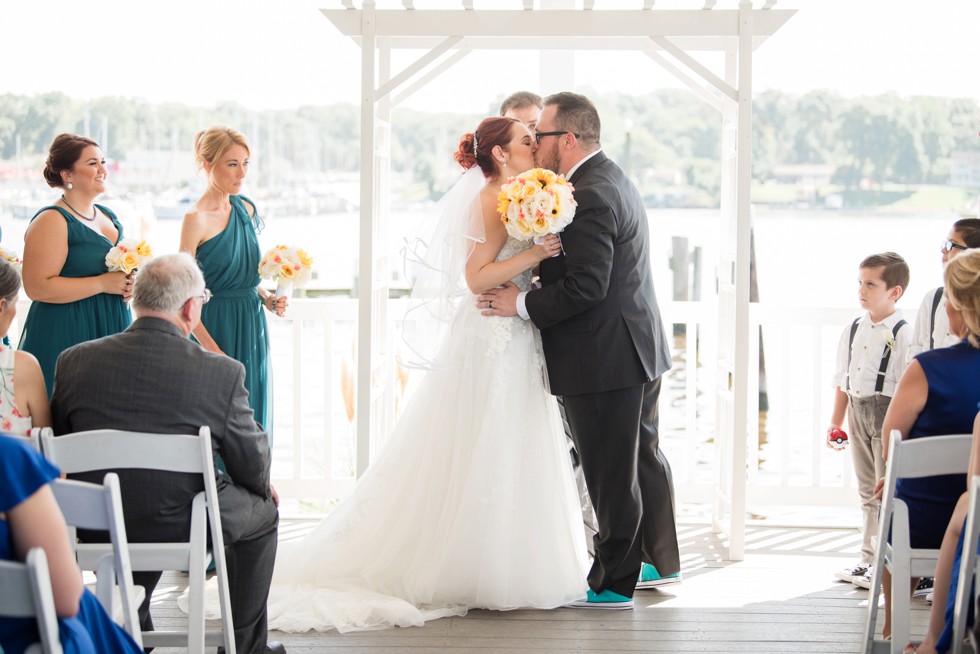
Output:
[132, 253, 205, 314]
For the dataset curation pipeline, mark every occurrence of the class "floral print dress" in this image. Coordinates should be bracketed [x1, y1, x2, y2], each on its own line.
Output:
[0, 344, 32, 436]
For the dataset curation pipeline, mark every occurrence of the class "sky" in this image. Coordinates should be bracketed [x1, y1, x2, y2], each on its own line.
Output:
[2, 0, 978, 113]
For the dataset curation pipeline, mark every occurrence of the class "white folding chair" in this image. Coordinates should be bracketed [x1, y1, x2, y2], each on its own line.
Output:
[0, 547, 64, 654]
[862, 430, 973, 654]
[50, 473, 144, 647]
[949, 475, 980, 654]
[40, 426, 235, 654]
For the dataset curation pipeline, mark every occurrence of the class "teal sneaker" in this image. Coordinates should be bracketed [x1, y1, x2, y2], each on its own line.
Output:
[636, 562, 682, 589]
[567, 589, 634, 610]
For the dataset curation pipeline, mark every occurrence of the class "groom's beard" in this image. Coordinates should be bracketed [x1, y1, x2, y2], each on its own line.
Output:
[535, 141, 561, 174]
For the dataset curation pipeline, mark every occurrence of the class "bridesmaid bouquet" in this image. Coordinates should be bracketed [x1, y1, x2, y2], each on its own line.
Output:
[497, 168, 577, 243]
[104, 238, 153, 275]
[0, 247, 22, 272]
[259, 245, 314, 298]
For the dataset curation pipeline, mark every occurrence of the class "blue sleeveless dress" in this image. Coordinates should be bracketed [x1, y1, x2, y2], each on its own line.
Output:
[895, 342, 980, 550]
[18, 206, 132, 396]
[0, 435, 141, 654]
[193, 195, 272, 444]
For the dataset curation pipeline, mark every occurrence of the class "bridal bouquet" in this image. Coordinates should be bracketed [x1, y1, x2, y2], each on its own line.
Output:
[497, 168, 576, 242]
[105, 238, 152, 275]
[259, 245, 314, 298]
[0, 247, 22, 272]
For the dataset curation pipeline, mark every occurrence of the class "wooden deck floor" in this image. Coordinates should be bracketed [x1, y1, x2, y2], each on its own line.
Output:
[148, 520, 929, 653]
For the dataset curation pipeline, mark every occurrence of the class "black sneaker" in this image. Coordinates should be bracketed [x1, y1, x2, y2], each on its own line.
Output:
[851, 567, 873, 589]
[834, 562, 870, 583]
[914, 577, 934, 598]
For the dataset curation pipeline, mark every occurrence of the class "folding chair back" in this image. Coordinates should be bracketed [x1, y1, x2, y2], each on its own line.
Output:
[50, 473, 143, 647]
[40, 427, 234, 654]
[0, 548, 64, 654]
[862, 430, 973, 653]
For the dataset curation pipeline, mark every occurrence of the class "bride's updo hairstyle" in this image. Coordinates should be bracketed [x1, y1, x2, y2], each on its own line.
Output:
[194, 126, 251, 172]
[945, 248, 980, 348]
[453, 117, 519, 179]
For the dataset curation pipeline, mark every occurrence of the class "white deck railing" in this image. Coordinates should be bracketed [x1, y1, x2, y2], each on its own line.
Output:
[12, 297, 881, 515]
[264, 298, 879, 513]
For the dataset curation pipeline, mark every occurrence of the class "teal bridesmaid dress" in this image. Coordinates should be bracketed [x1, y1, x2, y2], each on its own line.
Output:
[19, 206, 132, 396]
[194, 195, 273, 444]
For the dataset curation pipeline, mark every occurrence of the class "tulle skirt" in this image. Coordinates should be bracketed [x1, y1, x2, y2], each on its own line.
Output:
[266, 301, 589, 633]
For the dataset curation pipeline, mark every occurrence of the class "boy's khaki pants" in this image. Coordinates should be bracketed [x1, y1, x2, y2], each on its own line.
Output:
[848, 393, 891, 563]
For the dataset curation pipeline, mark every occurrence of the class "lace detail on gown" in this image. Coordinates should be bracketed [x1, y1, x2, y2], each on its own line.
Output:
[261, 235, 587, 633]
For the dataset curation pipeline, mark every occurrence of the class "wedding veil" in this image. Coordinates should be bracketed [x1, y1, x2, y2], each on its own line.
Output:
[400, 166, 487, 370]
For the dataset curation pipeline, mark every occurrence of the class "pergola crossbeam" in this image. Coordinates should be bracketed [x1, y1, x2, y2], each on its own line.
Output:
[390, 46, 473, 107]
[374, 35, 463, 101]
[322, 9, 794, 38]
[643, 48, 725, 112]
[651, 35, 736, 102]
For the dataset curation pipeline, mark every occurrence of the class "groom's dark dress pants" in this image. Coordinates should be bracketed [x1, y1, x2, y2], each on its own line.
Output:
[562, 376, 679, 598]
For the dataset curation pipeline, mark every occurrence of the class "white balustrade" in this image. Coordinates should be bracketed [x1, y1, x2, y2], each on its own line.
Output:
[10, 297, 894, 516]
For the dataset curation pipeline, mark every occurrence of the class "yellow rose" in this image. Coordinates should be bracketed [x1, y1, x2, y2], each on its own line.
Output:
[298, 249, 313, 267]
[513, 219, 533, 238]
[136, 240, 152, 257]
[120, 252, 140, 274]
[280, 264, 295, 280]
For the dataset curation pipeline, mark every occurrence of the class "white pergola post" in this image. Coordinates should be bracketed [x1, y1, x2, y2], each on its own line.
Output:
[323, 0, 794, 560]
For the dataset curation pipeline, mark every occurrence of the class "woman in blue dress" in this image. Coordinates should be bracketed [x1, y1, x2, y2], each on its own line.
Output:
[0, 434, 142, 653]
[19, 134, 133, 396]
[875, 249, 980, 651]
[179, 127, 287, 446]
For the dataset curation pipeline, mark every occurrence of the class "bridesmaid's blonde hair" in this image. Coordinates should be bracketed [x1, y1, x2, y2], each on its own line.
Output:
[945, 249, 980, 348]
[193, 126, 250, 171]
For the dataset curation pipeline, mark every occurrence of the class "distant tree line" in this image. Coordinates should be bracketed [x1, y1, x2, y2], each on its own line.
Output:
[1, 90, 977, 199]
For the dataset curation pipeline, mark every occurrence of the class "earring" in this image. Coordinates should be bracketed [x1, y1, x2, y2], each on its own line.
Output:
[66, 182, 73, 190]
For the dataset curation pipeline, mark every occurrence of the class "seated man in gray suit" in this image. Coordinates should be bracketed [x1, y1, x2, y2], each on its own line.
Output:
[51, 252, 284, 654]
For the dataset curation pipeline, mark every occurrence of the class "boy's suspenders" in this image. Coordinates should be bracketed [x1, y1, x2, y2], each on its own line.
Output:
[845, 318, 860, 392]
[930, 287, 944, 349]
[846, 318, 909, 394]
[875, 320, 908, 392]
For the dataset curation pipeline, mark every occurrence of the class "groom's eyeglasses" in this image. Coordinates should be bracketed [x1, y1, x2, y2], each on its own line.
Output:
[534, 130, 579, 144]
[943, 240, 968, 253]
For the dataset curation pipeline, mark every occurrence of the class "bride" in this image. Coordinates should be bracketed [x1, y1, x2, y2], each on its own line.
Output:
[266, 117, 589, 633]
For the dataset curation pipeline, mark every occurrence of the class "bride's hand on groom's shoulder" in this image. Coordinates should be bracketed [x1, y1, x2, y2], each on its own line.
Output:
[478, 282, 519, 318]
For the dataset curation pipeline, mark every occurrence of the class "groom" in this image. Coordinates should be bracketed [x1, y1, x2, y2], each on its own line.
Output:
[478, 92, 679, 608]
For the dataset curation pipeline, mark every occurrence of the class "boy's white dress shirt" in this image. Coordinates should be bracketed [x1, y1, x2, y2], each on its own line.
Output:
[833, 310, 912, 398]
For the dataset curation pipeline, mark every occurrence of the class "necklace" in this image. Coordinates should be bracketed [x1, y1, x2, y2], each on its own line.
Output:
[61, 194, 97, 221]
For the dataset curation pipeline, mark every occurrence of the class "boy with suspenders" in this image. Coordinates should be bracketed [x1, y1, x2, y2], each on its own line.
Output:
[829, 252, 912, 588]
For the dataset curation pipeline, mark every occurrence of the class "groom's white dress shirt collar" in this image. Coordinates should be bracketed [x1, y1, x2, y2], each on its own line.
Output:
[564, 148, 602, 181]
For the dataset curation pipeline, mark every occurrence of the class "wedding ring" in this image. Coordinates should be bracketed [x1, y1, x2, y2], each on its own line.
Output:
[489, 300, 493, 309]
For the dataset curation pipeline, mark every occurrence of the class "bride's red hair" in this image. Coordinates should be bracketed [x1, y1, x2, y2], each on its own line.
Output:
[454, 117, 519, 179]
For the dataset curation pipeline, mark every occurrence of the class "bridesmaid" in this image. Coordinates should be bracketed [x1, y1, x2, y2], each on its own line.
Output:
[19, 134, 132, 396]
[179, 126, 286, 445]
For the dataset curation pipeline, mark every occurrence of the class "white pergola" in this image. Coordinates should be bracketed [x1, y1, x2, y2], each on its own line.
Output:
[322, 0, 795, 560]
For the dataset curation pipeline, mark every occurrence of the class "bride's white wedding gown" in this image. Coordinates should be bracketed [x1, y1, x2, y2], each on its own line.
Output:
[266, 237, 589, 633]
